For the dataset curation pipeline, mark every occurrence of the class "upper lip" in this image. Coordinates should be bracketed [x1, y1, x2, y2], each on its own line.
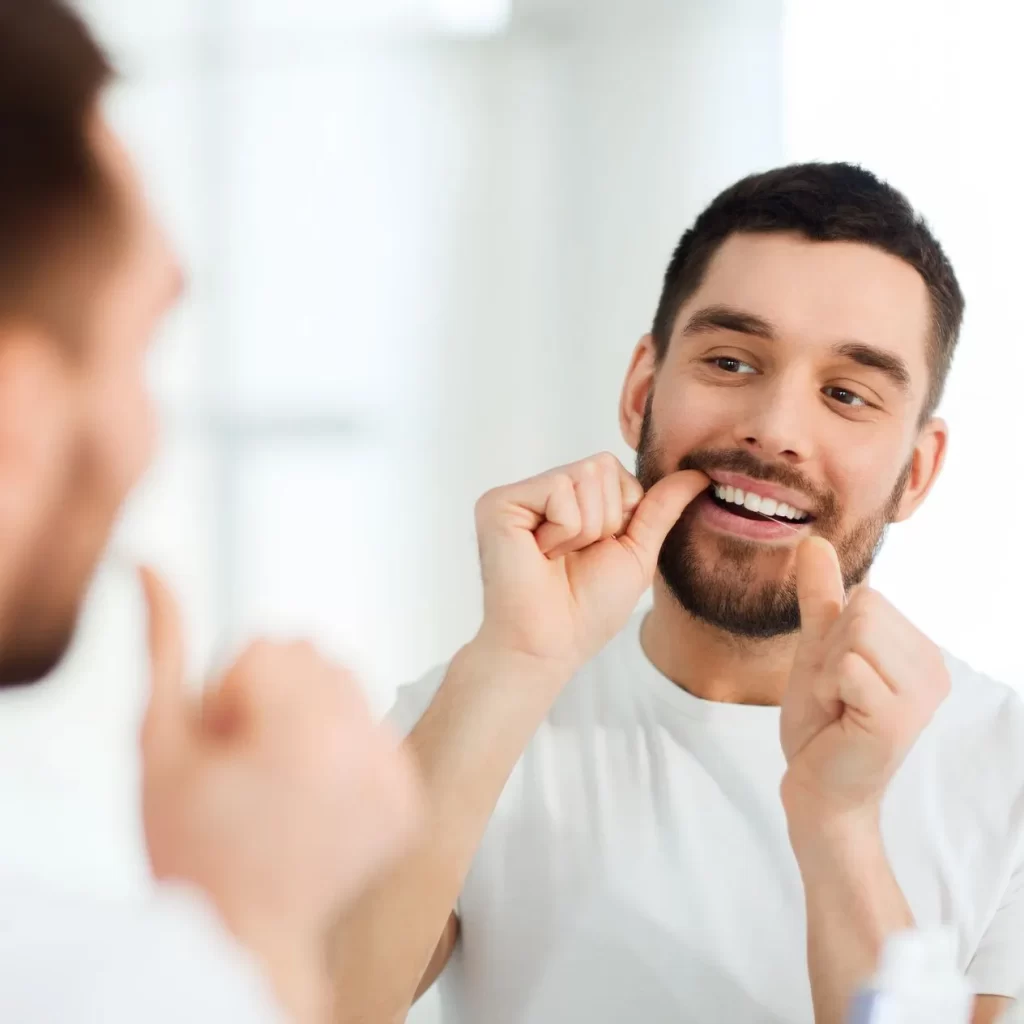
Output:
[706, 471, 815, 516]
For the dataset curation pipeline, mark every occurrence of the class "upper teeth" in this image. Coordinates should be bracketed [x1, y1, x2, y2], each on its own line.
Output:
[712, 483, 810, 521]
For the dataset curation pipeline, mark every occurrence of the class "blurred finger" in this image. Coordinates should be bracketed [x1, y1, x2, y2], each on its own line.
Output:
[139, 566, 187, 753]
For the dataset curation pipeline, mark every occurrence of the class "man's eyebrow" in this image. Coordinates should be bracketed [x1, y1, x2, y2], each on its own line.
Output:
[679, 305, 914, 394]
[834, 342, 912, 393]
[680, 304, 778, 341]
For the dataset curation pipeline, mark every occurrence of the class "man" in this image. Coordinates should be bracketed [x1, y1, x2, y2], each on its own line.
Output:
[331, 164, 1024, 1024]
[0, 2, 419, 1021]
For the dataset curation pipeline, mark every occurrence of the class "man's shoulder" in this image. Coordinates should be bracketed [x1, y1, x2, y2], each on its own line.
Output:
[928, 650, 1024, 771]
[941, 650, 1023, 720]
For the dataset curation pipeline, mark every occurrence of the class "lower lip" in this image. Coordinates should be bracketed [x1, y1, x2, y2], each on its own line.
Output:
[694, 492, 809, 542]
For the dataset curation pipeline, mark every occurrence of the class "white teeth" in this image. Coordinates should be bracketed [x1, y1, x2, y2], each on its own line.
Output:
[711, 484, 810, 522]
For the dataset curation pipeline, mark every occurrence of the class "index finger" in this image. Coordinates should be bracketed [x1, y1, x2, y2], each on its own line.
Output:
[139, 566, 186, 751]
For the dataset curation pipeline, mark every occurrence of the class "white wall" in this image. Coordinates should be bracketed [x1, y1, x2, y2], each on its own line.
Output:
[415, 0, 787, 685]
[784, 0, 1024, 687]
[93, 0, 787, 709]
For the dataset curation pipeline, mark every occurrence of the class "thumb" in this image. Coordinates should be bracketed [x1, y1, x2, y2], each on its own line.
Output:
[139, 566, 187, 754]
[795, 537, 845, 645]
[623, 470, 709, 579]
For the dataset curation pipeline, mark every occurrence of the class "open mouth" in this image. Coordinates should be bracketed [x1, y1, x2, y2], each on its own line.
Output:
[708, 483, 814, 525]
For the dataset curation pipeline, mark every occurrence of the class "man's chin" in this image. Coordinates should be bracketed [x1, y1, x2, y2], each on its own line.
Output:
[658, 547, 802, 640]
[668, 584, 802, 639]
[0, 627, 77, 689]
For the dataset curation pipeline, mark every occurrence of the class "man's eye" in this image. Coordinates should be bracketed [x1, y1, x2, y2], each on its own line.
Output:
[824, 386, 868, 407]
[709, 357, 757, 375]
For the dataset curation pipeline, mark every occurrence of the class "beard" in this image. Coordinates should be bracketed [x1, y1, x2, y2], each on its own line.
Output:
[635, 404, 910, 640]
[0, 565, 83, 686]
[0, 439, 115, 688]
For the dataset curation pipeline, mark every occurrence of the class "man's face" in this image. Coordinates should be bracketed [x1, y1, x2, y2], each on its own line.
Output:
[623, 232, 946, 639]
[0, 114, 181, 684]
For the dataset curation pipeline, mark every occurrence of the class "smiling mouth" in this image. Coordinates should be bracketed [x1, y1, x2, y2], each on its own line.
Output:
[708, 483, 814, 525]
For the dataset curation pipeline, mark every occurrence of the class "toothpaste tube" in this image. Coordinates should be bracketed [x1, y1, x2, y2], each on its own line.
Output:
[847, 929, 973, 1024]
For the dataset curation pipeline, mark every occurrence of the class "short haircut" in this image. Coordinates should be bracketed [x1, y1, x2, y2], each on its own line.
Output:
[651, 162, 965, 418]
[0, 0, 118, 343]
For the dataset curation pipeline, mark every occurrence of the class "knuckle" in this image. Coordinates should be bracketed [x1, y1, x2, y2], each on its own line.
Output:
[836, 650, 864, 679]
[336, 675, 369, 715]
[554, 473, 576, 499]
[289, 638, 319, 659]
[852, 588, 884, 617]
[475, 489, 499, 521]
[234, 639, 272, 672]
[843, 607, 873, 645]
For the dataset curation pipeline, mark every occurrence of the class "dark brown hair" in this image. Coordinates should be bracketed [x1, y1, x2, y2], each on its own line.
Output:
[651, 163, 965, 418]
[0, 0, 117, 339]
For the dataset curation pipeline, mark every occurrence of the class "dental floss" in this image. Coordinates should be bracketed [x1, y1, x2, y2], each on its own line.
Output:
[751, 507, 804, 533]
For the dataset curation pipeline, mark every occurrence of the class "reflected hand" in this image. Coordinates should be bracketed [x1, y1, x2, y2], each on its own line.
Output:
[139, 569, 422, 1022]
[780, 537, 950, 819]
[473, 452, 708, 678]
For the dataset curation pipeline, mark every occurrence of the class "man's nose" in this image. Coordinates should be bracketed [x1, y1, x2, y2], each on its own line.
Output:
[730, 375, 813, 464]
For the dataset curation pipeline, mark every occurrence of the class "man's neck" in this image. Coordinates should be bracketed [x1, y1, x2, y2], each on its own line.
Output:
[641, 579, 800, 707]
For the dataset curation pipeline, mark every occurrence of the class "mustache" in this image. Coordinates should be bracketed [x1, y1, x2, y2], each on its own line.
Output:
[676, 448, 839, 522]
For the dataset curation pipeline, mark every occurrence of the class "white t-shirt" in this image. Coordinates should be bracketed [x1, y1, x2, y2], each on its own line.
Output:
[0, 874, 285, 1023]
[391, 613, 1024, 1024]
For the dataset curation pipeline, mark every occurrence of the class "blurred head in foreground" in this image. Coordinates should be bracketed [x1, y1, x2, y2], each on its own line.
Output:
[0, 0, 181, 685]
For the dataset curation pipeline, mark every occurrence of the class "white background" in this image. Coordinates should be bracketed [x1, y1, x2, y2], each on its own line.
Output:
[7, 2, 1023, 1022]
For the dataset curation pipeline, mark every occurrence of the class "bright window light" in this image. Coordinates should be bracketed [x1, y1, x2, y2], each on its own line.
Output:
[428, 0, 510, 35]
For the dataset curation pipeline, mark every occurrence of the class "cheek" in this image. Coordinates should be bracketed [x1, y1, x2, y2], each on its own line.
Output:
[85, 362, 157, 494]
[822, 441, 907, 521]
[651, 377, 740, 453]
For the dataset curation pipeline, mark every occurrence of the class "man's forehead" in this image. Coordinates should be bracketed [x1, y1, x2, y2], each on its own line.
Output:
[677, 231, 933, 366]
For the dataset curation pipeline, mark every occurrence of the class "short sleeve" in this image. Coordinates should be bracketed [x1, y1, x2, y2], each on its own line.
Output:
[968, 855, 1024, 998]
[386, 663, 449, 739]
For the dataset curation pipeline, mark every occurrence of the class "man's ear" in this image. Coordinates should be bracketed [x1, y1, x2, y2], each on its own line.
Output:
[892, 417, 947, 523]
[620, 334, 658, 451]
[0, 329, 72, 557]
